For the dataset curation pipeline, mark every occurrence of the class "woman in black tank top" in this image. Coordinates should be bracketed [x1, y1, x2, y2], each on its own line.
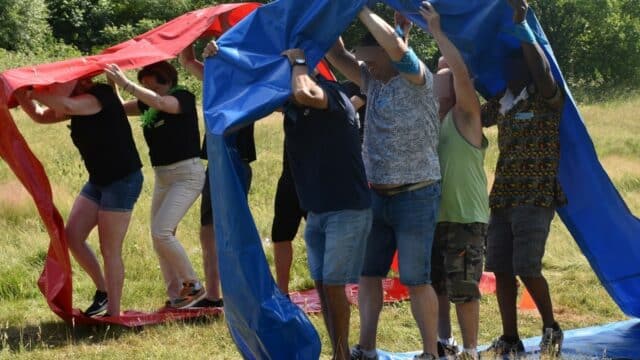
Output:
[14, 77, 143, 318]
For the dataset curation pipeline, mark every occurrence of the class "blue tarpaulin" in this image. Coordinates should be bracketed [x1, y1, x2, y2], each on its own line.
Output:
[203, 0, 640, 358]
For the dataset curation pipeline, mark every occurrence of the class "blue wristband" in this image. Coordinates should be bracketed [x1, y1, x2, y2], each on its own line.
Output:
[391, 48, 421, 75]
[512, 21, 537, 44]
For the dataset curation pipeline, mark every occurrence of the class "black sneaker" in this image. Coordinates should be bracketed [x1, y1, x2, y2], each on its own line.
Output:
[413, 353, 437, 360]
[350, 344, 378, 360]
[482, 335, 525, 356]
[191, 298, 224, 308]
[84, 290, 108, 317]
[539, 324, 563, 356]
[437, 338, 459, 357]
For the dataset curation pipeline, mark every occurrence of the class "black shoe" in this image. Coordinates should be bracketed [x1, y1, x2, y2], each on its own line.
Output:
[481, 335, 525, 356]
[540, 323, 563, 356]
[191, 298, 224, 308]
[84, 290, 108, 317]
[437, 339, 459, 357]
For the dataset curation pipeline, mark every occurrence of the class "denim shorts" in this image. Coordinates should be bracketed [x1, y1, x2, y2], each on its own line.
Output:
[304, 208, 372, 285]
[80, 170, 143, 212]
[361, 182, 441, 286]
[485, 205, 555, 277]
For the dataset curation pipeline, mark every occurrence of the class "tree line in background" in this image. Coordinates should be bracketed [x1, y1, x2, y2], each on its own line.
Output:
[1, 0, 638, 101]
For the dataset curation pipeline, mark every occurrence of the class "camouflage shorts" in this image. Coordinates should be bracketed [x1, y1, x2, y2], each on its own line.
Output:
[431, 222, 487, 303]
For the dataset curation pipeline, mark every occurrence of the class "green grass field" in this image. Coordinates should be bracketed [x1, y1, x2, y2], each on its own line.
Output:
[0, 95, 638, 359]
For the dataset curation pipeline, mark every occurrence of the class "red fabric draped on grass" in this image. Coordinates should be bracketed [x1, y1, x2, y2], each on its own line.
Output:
[0, 2, 339, 327]
[0, 3, 262, 327]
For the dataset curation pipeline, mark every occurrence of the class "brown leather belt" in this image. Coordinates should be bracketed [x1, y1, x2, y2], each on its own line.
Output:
[372, 180, 436, 197]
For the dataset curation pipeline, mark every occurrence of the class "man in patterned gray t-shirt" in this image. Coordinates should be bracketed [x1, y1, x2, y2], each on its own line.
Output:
[328, 5, 441, 359]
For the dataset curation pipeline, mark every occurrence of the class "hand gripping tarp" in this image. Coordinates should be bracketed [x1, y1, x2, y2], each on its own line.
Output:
[0, 3, 262, 327]
[203, 0, 640, 357]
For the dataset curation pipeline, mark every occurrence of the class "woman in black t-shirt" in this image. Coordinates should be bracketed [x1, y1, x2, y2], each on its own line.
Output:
[105, 62, 206, 309]
[14, 77, 143, 318]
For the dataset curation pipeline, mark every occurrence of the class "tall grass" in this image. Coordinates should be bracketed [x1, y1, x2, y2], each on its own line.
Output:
[0, 96, 637, 358]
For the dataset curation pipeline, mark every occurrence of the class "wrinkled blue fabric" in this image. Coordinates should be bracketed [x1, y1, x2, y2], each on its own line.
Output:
[376, 319, 640, 358]
[203, 0, 640, 357]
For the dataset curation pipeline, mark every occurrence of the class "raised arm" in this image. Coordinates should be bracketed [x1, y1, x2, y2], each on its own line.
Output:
[420, 2, 479, 119]
[508, 0, 563, 110]
[104, 63, 181, 114]
[13, 89, 68, 124]
[326, 37, 362, 88]
[282, 49, 328, 109]
[358, 6, 425, 85]
[179, 44, 204, 80]
[32, 89, 101, 117]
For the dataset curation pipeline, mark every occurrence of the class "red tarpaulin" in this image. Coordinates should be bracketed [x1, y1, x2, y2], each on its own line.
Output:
[0, 3, 261, 327]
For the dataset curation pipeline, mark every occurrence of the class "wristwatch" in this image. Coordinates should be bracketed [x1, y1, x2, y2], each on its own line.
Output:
[293, 57, 307, 67]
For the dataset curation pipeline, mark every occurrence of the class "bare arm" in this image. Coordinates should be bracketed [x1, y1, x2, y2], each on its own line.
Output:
[104, 63, 181, 114]
[421, 2, 480, 120]
[32, 91, 101, 117]
[326, 37, 362, 88]
[13, 89, 68, 124]
[107, 78, 141, 116]
[509, 0, 562, 110]
[283, 49, 328, 109]
[350, 95, 366, 111]
[358, 6, 425, 85]
[178, 44, 204, 81]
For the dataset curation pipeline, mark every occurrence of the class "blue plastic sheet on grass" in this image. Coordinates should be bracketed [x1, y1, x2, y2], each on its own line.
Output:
[203, 0, 640, 357]
[375, 319, 640, 359]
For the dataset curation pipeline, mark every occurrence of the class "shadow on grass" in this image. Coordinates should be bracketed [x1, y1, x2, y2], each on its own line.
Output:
[0, 314, 223, 353]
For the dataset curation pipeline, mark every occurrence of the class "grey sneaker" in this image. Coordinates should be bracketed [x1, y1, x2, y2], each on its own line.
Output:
[482, 335, 525, 356]
[457, 351, 478, 360]
[169, 282, 206, 309]
[350, 344, 378, 360]
[437, 338, 459, 357]
[539, 325, 563, 356]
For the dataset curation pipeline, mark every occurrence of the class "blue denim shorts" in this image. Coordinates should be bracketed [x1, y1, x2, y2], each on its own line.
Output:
[361, 182, 441, 286]
[304, 208, 372, 285]
[80, 170, 143, 212]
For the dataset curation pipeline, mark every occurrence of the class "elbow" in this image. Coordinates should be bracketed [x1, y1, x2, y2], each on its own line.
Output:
[293, 89, 314, 106]
[293, 89, 324, 108]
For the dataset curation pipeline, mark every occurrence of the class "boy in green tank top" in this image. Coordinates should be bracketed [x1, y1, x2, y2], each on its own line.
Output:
[421, 5, 488, 359]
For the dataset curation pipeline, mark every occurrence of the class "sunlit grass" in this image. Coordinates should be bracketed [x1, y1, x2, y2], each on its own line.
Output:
[0, 95, 637, 358]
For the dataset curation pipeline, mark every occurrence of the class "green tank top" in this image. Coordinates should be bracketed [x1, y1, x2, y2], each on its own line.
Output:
[437, 112, 490, 224]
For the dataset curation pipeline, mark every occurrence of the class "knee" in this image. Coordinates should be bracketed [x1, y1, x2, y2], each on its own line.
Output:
[151, 225, 172, 244]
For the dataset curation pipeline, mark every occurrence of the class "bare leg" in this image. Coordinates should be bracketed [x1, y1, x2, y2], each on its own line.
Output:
[408, 284, 438, 356]
[437, 294, 452, 340]
[98, 210, 133, 316]
[66, 196, 104, 291]
[274, 241, 293, 295]
[200, 224, 221, 301]
[455, 300, 480, 349]
[323, 283, 351, 360]
[495, 272, 519, 338]
[315, 281, 334, 351]
[520, 275, 555, 327]
[357, 276, 383, 351]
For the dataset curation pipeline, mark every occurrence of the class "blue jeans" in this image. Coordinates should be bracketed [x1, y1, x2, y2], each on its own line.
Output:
[304, 208, 372, 285]
[80, 170, 143, 212]
[361, 182, 441, 286]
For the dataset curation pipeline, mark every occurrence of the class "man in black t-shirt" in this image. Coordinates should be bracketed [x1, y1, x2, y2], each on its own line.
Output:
[282, 48, 372, 360]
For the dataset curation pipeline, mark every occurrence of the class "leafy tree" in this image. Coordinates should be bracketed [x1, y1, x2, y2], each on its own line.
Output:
[0, 0, 51, 52]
